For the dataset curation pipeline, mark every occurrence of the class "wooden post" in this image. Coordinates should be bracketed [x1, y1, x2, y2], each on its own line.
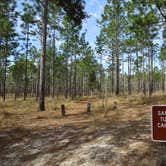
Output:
[87, 102, 91, 114]
[61, 104, 65, 116]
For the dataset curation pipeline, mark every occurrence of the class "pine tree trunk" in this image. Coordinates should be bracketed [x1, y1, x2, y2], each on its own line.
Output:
[128, 53, 131, 95]
[111, 53, 114, 94]
[122, 54, 125, 95]
[150, 50, 153, 95]
[162, 61, 165, 92]
[65, 56, 68, 98]
[99, 53, 102, 97]
[52, 29, 56, 98]
[14, 80, 18, 100]
[82, 73, 85, 96]
[149, 46, 153, 96]
[3, 39, 8, 102]
[136, 48, 140, 93]
[142, 51, 146, 96]
[69, 55, 72, 97]
[24, 24, 29, 100]
[115, 44, 119, 95]
[36, 60, 40, 102]
[72, 52, 77, 99]
[38, 0, 48, 111]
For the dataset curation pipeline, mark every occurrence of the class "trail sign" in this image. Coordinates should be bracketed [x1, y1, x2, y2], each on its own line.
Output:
[152, 105, 166, 142]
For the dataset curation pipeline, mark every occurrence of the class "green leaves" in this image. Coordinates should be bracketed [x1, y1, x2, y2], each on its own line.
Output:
[54, 0, 87, 26]
[0, 0, 18, 57]
[159, 45, 166, 61]
[154, 0, 166, 18]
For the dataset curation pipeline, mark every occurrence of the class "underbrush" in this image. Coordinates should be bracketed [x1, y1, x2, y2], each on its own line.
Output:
[92, 98, 118, 116]
[128, 92, 166, 105]
[0, 93, 165, 121]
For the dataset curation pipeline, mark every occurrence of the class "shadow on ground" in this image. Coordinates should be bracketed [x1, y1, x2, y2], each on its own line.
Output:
[0, 97, 166, 166]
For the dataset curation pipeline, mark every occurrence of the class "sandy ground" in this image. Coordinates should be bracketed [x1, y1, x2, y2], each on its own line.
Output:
[0, 95, 166, 166]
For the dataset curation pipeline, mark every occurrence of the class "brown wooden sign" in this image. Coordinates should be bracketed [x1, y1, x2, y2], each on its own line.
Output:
[152, 105, 166, 142]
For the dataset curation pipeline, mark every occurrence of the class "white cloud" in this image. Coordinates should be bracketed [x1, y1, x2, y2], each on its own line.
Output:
[90, 12, 100, 19]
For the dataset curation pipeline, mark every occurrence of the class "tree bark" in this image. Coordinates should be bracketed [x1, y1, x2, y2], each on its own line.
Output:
[111, 52, 114, 94]
[162, 61, 165, 92]
[136, 48, 140, 93]
[24, 24, 29, 100]
[72, 51, 77, 99]
[38, 0, 48, 111]
[142, 51, 146, 96]
[52, 29, 56, 98]
[3, 39, 8, 102]
[128, 53, 131, 95]
[115, 43, 119, 95]
[69, 54, 72, 97]
[149, 45, 153, 96]
[65, 55, 68, 98]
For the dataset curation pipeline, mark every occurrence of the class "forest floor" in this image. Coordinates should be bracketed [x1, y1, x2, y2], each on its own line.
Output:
[0, 93, 166, 166]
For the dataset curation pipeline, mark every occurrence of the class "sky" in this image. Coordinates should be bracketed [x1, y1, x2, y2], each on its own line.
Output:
[83, 0, 107, 48]
[15, 0, 162, 67]
[15, 0, 107, 51]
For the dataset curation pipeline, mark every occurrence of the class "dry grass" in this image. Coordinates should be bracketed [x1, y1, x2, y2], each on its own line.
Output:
[128, 92, 166, 105]
[0, 97, 103, 130]
[0, 94, 165, 165]
[0, 93, 165, 129]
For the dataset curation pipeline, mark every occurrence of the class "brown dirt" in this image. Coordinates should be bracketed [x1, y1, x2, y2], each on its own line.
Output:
[0, 95, 166, 166]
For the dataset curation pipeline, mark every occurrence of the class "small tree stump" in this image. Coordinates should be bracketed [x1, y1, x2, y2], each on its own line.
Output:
[61, 104, 65, 116]
[87, 103, 91, 114]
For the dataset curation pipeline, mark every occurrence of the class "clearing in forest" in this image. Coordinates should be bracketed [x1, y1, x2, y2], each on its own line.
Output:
[0, 94, 166, 166]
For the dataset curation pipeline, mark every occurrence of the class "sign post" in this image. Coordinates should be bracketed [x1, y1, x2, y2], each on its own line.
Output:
[152, 105, 166, 142]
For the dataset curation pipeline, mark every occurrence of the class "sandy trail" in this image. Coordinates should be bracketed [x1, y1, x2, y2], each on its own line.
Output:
[0, 97, 165, 166]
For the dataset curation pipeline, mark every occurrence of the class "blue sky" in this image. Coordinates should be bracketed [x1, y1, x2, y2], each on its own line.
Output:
[16, 0, 107, 50]
[15, 0, 162, 63]
[13, 0, 163, 72]
[83, 0, 107, 48]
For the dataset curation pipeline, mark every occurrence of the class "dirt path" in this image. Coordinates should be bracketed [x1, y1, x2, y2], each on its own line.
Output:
[0, 97, 165, 166]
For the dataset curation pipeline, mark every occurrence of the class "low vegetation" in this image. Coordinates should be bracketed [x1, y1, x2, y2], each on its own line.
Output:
[0, 94, 166, 165]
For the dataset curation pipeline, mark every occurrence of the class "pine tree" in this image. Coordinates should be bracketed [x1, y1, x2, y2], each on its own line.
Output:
[98, 0, 125, 95]
[37, 0, 86, 111]
[0, 0, 18, 101]
[21, 2, 36, 100]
